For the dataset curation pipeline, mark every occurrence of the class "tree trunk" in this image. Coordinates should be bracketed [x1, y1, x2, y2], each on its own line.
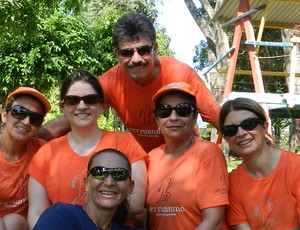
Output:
[282, 29, 300, 152]
[184, 0, 228, 103]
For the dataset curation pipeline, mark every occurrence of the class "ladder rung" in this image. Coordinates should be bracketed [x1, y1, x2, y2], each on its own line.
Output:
[245, 40, 293, 48]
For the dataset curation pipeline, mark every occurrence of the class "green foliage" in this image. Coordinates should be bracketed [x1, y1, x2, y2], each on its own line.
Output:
[227, 159, 242, 172]
[0, 10, 106, 119]
[0, 0, 86, 40]
[193, 41, 208, 71]
[0, 0, 174, 130]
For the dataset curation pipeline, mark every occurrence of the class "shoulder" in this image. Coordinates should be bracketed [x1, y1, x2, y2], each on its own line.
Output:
[159, 56, 190, 68]
[46, 202, 78, 212]
[34, 203, 83, 229]
[228, 164, 244, 182]
[281, 149, 300, 173]
[192, 138, 223, 157]
[148, 144, 165, 158]
[37, 135, 68, 151]
[100, 64, 124, 81]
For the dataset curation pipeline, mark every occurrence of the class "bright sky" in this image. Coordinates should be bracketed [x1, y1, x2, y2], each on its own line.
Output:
[157, 0, 208, 127]
[156, 0, 205, 68]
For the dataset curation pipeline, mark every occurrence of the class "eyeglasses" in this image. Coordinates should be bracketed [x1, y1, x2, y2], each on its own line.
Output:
[88, 166, 131, 181]
[118, 45, 153, 58]
[6, 105, 44, 127]
[155, 103, 194, 118]
[222, 117, 264, 137]
[62, 94, 101, 107]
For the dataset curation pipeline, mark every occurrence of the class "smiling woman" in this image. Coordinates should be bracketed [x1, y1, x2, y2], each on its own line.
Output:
[219, 97, 300, 229]
[27, 70, 148, 229]
[33, 149, 141, 230]
[0, 87, 50, 230]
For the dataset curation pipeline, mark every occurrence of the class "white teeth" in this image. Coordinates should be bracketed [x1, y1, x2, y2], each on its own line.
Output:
[16, 127, 27, 132]
[239, 139, 252, 146]
[76, 114, 89, 117]
[100, 191, 116, 195]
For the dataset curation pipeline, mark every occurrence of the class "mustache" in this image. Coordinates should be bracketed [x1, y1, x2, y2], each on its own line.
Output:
[127, 62, 146, 68]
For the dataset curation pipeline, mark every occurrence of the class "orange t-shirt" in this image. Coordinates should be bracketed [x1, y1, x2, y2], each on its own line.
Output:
[99, 56, 220, 152]
[0, 138, 44, 218]
[226, 150, 300, 229]
[146, 138, 229, 229]
[28, 131, 148, 205]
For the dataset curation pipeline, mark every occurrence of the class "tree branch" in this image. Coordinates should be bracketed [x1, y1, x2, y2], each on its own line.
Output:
[184, 0, 214, 38]
[199, 0, 214, 19]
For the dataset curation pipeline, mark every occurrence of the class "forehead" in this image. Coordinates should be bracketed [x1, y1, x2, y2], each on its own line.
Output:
[66, 81, 97, 95]
[91, 152, 129, 170]
[12, 96, 44, 114]
[223, 110, 257, 124]
[118, 36, 152, 49]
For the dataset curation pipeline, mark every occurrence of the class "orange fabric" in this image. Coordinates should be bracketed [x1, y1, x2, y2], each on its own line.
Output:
[146, 138, 229, 229]
[0, 138, 44, 218]
[28, 131, 148, 205]
[99, 56, 220, 152]
[226, 150, 300, 229]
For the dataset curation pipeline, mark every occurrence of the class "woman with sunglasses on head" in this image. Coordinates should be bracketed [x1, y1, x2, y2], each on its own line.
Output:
[0, 87, 50, 230]
[34, 148, 141, 230]
[146, 82, 229, 230]
[27, 70, 148, 229]
[219, 97, 300, 229]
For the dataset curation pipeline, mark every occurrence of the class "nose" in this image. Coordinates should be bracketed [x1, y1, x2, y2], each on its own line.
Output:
[236, 126, 247, 136]
[103, 174, 115, 185]
[76, 99, 88, 109]
[21, 115, 31, 125]
[169, 109, 179, 120]
[131, 50, 142, 63]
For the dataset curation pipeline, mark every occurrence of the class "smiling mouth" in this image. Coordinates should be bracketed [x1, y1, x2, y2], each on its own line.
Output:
[99, 191, 117, 196]
[75, 114, 90, 117]
[238, 139, 252, 146]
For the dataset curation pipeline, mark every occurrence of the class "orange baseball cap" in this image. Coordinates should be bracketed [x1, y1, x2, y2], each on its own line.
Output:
[5, 87, 51, 115]
[152, 82, 196, 103]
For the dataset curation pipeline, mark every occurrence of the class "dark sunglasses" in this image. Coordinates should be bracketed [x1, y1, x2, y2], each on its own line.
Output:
[118, 45, 153, 58]
[222, 117, 264, 137]
[88, 166, 131, 181]
[155, 103, 194, 118]
[6, 105, 44, 127]
[62, 94, 101, 107]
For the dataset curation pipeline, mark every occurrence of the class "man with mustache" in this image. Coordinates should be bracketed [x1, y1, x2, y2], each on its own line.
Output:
[40, 13, 220, 153]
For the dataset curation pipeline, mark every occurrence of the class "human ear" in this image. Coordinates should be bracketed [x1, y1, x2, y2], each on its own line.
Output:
[84, 177, 89, 192]
[128, 180, 135, 194]
[1, 109, 7, 123]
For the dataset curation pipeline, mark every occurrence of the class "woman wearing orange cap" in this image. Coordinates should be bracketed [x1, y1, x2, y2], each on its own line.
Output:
[0, 87, 50, 230]
[146, 82, 229, 230]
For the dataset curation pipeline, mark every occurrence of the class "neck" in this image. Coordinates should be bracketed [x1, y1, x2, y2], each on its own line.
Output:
[165, 135, 196, 159]
[68, 127, 102, 156]
[82, 203, 113, 230]
[242, 146, 281, 178]
[0, 133, 27, 162]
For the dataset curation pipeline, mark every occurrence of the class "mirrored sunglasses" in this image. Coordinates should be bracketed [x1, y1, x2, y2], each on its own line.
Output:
[62, 94, 100, 107]
[155, 103, 194, 118]
[88, 166, 131, 181]
[222, 117, 264, 137]
[118, 45, 153, 58]
[6, 105, 44, 127]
